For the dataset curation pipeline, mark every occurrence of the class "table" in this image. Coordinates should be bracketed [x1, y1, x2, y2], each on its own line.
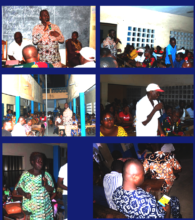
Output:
[3, 208, 31, 220]
[140, 179, 164, 200]
[93, 203, 127, 219]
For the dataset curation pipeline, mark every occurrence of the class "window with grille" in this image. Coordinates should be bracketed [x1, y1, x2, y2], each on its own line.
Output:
[3, 156, 24, 188]
[86, 103, 92, 114]
[94, 102, 96, 115]
[170, 31, 193, 50]
[127, 27, 155, 48]
[161, 85, 193, 107]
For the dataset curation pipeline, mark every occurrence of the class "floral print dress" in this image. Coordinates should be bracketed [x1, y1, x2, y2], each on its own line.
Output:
[32, 23, 64, 67]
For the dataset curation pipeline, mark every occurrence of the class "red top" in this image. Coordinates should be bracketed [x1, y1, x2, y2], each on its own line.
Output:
[119, 112, 130, 128]
[40, 116, 46, 122]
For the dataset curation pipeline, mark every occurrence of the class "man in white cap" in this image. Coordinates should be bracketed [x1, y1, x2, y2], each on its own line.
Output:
[136, 83, 165, 136]
[74, 47, 96, 68]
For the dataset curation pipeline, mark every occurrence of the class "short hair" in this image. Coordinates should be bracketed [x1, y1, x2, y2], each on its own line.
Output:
[165, 105, 173, 111]
[157, 46, 161, 51]
[172, 109, 181, 115]
[100, 57, 117, 68]
[100, 48, 111, 57]
[123, 158, 143, 174]
[111, 160, 124, 172]
[170, 37, 176, 43]
[22, 45, 38, 60]
[109, 29, 115, 34]
[72, 31, 78, 36]
[30, 152, 43, 166]
[177, 53, 184, 59]
[26, 118, 32, 124]
[145, 48, 152, 55]
[40, 9, 48, 17]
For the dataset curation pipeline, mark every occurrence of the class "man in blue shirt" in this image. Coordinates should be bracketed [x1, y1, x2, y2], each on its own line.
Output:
[165, 38, 177, 68]
[174, 53, 185, 68]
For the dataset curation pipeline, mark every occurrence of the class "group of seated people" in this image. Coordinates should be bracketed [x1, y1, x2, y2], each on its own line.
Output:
[100, 33, 193, 68]
[2, 110, 47, 136]
[100, 98, 194, 136]
[5, 29, 95, 68]
[93, 144, 182, 218]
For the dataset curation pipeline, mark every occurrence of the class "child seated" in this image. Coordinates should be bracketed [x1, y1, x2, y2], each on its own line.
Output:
[112, 159, 181, 218]
[174, 53, 185, 68]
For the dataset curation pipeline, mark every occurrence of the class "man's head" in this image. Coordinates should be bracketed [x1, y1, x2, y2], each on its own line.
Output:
[176, 53, 184, 62]
[146, 83, 164, 100]
[72, 31, 78, 41]
[79, 47, 95, 64]
[2, 120, 13, 132]
[156, 46, 161, 52]
[100, 48, 111, 58]
[18, 116, 26, 125]
[182, 60, 193, 68]
[144, 48, 152, 58]
[40, 10, 50, 24]
[129, 45, 134, 52]
[179, 100, 186, 109]
[111, 160, 124, 173]
[165, 105, 173, 117]
[108, 29, 116, 39]
[64, 103, 69, 109]
[170, 37, 176, 48]
[22, 45, 39, 63]
[14, 32, 22, 46]
[100, 57, 117, 68]
[172, 109, 180, 123]
[123, 159, 145, 187]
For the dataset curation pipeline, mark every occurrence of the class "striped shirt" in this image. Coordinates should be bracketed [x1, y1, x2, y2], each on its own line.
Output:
[103, 171, 123, 210]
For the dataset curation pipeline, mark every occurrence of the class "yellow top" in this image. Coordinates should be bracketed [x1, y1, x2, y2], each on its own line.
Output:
[128, 49, 138, 60]
[100, 125, 128, 137]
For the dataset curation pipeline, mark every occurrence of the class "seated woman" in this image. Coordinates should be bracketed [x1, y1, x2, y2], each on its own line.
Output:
[15, 152, 55, 219]
[100, 111, 127, 137]
[24, 119, 34, 136]
[161, 109, 184, 136]
[66, 31, 82, 67]
[127, 45, 138, 61]
[136, 48, 157, 68]
[71, 113, 81, 136]
[118, 105, 133, 130]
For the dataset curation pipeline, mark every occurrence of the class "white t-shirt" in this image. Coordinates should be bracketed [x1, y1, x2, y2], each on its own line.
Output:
[186, 108, 194, 118]
[103, 171, 123, 210]
[161, 144, 175, 153]
[11, 123, 27, 136]
[135, 54, 145, 62]
[74, 62, 96, 68]
[136, 95, 160, 136]
[8, 39, 32, 61]
[58, 163, 68, 195]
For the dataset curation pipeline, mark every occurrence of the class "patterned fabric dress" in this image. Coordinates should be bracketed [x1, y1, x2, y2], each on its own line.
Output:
[100, 125, 128, 137]
[32, 23, 64, 67]
[15, 171, 55, 220]
[161, 116, 184, 136]
[103, 36, 117, 57]
[143, 151, 182, 193]
[113, 186, 180, 218]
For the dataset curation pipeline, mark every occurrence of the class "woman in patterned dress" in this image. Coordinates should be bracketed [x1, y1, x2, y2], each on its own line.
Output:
[32, 10, 64, 68]
[16, 152, 55, 219]
[100, 111, 127, 137]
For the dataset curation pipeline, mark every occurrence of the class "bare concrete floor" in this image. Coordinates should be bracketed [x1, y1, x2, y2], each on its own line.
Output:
[169, 150, 193, 218]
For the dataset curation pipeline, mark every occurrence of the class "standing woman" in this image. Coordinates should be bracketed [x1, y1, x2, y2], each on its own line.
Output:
[15, 152, 55, 219]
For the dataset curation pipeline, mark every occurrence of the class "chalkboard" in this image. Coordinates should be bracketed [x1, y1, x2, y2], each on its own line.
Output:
[2, 6, 91, 49]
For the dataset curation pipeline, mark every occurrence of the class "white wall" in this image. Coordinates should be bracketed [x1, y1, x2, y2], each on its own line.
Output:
[100, 6, 194, 50]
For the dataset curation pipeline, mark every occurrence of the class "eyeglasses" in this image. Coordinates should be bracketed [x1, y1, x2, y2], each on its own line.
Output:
[103, 117, 114, 121]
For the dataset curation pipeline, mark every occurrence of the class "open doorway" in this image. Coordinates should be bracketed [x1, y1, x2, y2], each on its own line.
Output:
[100, 23, 117, 44]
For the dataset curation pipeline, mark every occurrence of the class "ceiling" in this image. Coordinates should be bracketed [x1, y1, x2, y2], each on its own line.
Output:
[132, 6, 194, 17]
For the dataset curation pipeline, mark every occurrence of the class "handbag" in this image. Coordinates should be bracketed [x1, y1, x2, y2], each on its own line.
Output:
[4, 202, 26, 218]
